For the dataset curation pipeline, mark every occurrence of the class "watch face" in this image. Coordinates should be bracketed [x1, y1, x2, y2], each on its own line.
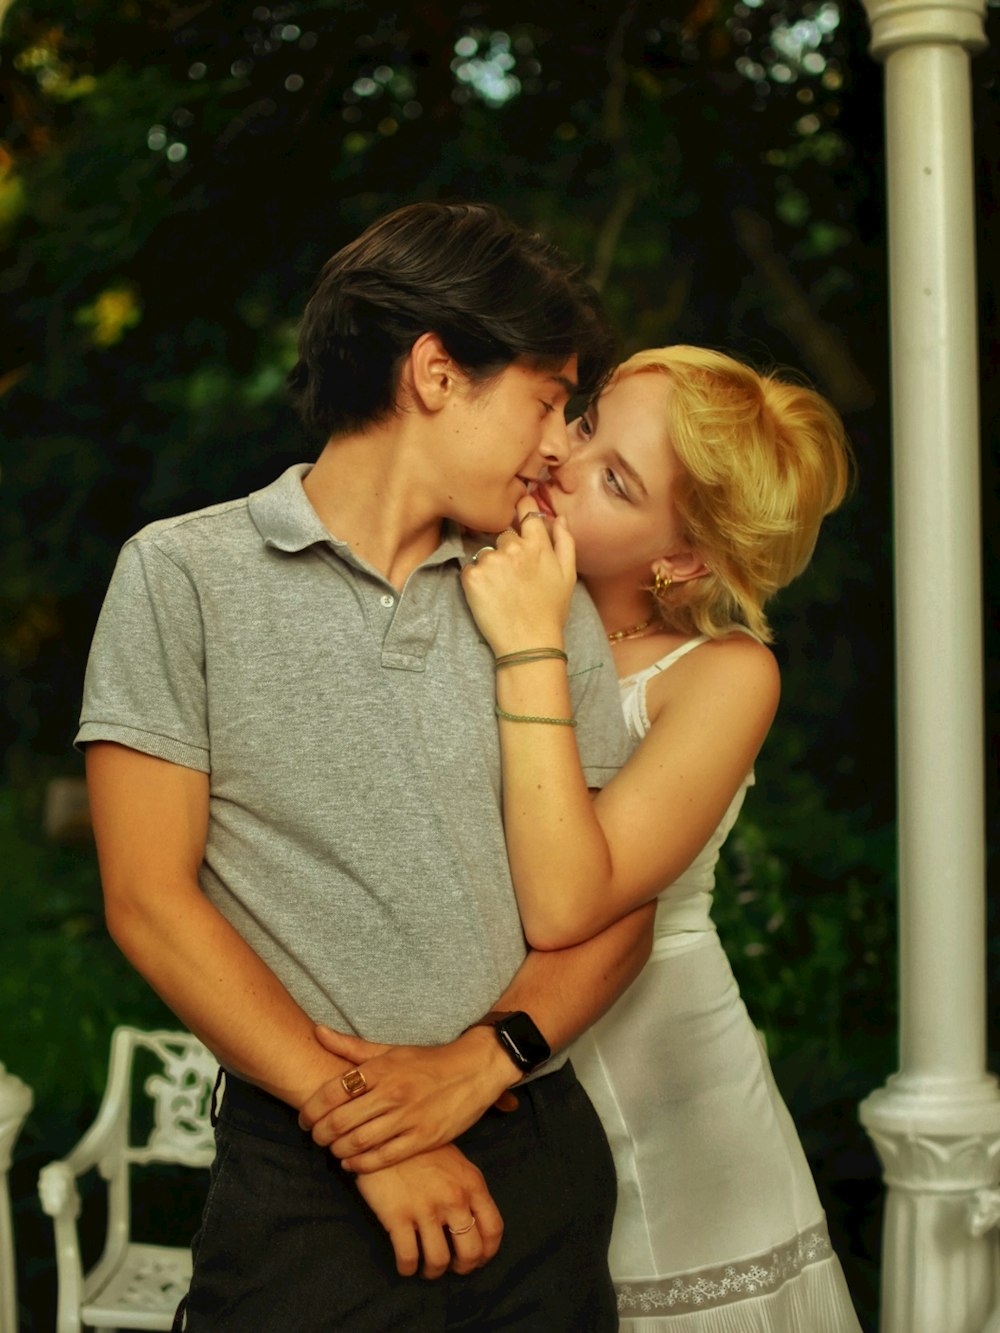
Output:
[498, 1011, 551, 1071]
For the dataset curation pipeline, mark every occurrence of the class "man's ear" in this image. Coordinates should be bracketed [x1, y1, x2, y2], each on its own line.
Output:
[651, 551, 710, 587]
[405, 331, 459, 413]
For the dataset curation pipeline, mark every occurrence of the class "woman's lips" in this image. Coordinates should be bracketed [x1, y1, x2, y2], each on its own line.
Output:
[532, 483, 556, 518]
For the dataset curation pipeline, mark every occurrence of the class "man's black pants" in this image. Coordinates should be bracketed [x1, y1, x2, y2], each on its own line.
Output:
[177, 1061, 619, 1331]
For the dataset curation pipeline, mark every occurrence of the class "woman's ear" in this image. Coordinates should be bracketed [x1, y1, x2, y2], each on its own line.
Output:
[406, 331, 458, 412]
[651, 551, 709, 588]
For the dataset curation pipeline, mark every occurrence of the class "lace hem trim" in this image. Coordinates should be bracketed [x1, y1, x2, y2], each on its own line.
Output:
[616, 1220, 835, 1315]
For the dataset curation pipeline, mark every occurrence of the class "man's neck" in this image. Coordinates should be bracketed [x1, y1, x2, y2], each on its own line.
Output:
[303, 431, 446, 589]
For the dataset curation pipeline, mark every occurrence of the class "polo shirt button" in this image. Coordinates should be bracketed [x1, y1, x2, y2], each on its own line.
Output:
[380, 594, 395, 608]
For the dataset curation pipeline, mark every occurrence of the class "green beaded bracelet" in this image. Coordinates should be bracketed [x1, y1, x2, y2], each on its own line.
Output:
[495, 703, 577, 728]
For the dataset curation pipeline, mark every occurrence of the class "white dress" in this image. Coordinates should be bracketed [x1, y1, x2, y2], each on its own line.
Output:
[571, 638, 861, 1331]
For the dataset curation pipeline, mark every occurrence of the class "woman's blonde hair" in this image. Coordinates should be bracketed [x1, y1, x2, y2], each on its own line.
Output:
[616, 345, 854, 643]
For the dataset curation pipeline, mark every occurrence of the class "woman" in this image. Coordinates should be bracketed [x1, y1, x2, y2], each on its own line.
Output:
[460, 345, 860, 1329]
[304, 346, 861, 1329]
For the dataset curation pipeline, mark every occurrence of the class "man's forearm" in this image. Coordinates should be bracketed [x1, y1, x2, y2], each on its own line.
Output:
[106, 877, 353, 1106]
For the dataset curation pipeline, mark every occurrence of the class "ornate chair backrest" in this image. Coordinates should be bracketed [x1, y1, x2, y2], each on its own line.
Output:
[113, 1027, 218, 1169]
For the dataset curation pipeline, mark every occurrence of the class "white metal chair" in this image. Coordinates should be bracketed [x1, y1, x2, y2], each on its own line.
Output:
[1, 1063, 33, 1333]
[38, 1026, 217, 1332]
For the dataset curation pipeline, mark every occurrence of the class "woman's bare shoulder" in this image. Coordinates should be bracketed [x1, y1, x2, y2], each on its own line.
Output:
[645, 631, 780, 725]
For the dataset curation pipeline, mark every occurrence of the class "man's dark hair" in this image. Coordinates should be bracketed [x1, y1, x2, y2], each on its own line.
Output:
[288, 201, 617, 440]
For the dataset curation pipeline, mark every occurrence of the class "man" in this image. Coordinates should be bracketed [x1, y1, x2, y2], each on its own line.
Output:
[79, 202, 652, 1330]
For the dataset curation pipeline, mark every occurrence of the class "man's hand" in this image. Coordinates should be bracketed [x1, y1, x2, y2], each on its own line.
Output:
[298, 1025, 518, 1172]
[356, 1143, 504, 1278]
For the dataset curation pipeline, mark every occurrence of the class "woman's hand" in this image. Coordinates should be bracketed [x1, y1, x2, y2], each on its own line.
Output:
[298, 1025, 518, 1173]
[461, 495, 577, 658]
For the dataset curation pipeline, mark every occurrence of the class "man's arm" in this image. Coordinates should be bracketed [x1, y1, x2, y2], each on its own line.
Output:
[299, 900, 655, 1170]
[87, 739, 503, 1275]
[88, 741, 343, 1102]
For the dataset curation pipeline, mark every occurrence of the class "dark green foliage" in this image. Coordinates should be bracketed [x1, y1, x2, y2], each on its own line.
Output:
[0, 789, 172, 1126]
[1, 784, 176, 1330]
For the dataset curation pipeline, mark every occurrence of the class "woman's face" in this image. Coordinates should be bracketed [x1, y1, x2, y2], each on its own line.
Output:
[533, 371, 689, 581]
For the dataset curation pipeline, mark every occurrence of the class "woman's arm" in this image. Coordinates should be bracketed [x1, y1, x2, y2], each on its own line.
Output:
[461, 499, 780, 949]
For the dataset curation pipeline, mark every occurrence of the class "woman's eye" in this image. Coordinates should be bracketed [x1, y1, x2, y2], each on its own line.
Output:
[576, 414, 594, 439]
[604, 468, 627, 498]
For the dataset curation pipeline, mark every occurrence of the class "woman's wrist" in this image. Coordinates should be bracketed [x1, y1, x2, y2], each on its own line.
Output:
[488, 632, 566, 660]
[494, 646, 568, 670]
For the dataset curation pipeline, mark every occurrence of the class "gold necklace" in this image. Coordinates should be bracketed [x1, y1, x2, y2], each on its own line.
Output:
[606, 617, 654, 643]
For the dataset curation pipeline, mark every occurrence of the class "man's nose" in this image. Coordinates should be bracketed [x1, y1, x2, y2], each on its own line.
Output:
[546, 454, 576, 492]
[540, 413, 570, 467]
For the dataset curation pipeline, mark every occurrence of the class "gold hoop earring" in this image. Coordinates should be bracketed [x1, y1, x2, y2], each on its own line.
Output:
[653, 571, 672, 597]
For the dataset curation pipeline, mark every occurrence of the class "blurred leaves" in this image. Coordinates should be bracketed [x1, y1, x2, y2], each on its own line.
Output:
[0, 0, 890, 757]
[74, 282, 142, 345]
[0, 788, 172, 1127]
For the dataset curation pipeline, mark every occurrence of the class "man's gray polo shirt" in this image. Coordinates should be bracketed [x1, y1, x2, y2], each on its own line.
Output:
[78, 464, 629, 1047]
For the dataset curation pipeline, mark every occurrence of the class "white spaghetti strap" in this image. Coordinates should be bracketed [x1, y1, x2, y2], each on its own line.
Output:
[631, 626, 761, 688]
[646, 634, 711, 677]
[619, 636, 709, 740]
[620, 630, 763, 738]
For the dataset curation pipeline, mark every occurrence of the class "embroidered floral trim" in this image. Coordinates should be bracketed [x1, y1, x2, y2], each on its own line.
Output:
[617, 1221, 834, 1314]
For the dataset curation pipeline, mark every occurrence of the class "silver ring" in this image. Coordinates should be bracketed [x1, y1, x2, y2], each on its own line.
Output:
[448, 1218, 477, 1235]
[521, 511, 547, 521]
[470, 545, 496, 564]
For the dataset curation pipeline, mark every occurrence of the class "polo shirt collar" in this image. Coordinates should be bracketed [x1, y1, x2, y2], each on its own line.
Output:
[248, 463, 467, 569]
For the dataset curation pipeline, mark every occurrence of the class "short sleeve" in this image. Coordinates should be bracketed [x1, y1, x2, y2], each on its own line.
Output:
[564, 584, 632, 788]
[75, 535, 210, 771]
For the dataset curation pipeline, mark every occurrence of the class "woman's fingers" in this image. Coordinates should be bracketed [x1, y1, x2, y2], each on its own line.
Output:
[550, 514, 576, 582]
[514, 494, 555, 538]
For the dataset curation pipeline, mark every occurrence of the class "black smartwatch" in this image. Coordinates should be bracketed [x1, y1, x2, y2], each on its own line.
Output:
[472, 1010, 551, 1076]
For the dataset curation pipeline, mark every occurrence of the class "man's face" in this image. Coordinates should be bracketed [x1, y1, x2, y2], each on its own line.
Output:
[436, 356, 577, 534]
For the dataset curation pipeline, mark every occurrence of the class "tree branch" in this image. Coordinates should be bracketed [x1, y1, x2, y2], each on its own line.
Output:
[732, 206, 875, 413]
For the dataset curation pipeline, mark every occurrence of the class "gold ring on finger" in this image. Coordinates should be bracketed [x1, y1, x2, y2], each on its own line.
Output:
[341, 1067, 368, 1098]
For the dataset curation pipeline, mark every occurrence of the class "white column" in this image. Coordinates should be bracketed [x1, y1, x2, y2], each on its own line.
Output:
[858, 2, 1000, 1331]
[0, 1065, 33, 1333]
